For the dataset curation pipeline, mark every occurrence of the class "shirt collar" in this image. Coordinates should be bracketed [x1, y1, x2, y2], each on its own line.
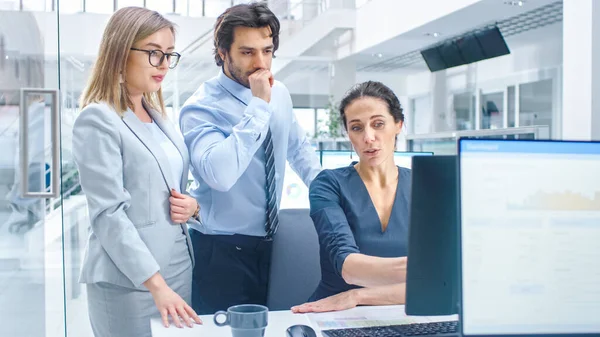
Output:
[217, 69, 254, 106]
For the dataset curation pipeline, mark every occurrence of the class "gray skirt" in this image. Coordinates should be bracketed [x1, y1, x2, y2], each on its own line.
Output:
[86, 231, 192, 337]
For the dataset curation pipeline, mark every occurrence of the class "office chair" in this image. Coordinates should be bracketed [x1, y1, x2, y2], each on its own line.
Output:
[267, 208, 321, 311]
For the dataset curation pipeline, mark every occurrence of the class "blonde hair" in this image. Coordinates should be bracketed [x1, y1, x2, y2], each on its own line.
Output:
[80, 7, 176, 116]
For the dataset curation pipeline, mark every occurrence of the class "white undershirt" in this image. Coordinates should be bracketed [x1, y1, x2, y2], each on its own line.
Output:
[144, 121, 183, 190]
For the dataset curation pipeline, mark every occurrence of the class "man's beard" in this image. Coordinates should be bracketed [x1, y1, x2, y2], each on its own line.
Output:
[225, 55, 257, 89]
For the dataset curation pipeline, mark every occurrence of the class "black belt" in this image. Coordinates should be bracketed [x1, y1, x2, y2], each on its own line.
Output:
[194, 230, 273, 252]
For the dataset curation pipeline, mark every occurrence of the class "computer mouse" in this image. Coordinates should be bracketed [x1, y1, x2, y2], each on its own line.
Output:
[286, 324, 317, 337]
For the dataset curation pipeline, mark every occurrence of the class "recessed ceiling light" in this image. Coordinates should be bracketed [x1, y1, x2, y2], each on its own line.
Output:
[426, 32, 441, 37]
[504, 0, 525, 6]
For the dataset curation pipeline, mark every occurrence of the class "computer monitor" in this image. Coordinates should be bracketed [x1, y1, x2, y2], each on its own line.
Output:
[458, 139, 600, 336]
[406, 155, 459, 316]
[321, 150, 354, 170]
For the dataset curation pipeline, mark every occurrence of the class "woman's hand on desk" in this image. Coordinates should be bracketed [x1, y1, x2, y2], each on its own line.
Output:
[291, 283, 407, 314]
[291, 289, 360, 313]
[169, 189, 199, 223]
[144, 272, 202, 328]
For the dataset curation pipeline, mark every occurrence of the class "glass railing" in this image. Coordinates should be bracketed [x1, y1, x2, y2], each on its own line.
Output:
[406, 126, 551, 155]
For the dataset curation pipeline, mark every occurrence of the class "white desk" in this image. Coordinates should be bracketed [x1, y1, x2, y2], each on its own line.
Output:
[151, 305, 458, 337]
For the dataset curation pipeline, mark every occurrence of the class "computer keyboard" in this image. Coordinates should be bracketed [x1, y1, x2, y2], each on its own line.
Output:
[321, 320, 458, 337]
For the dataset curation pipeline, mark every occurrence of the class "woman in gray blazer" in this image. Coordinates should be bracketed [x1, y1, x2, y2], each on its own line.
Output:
[72, 7, 202, 337]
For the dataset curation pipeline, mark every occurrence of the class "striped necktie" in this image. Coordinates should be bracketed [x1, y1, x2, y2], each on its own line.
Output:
[264, 129, 279, 239]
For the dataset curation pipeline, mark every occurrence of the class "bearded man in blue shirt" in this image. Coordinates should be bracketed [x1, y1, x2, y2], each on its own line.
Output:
[179, 2, 321, 314]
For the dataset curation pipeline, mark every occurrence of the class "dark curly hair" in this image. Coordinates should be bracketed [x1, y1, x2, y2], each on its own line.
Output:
[212, 2, 280, 67]
[338, 81, 405, 130]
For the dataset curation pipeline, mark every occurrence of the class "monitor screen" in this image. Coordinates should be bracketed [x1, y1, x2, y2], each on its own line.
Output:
[459, 139, 600, 335]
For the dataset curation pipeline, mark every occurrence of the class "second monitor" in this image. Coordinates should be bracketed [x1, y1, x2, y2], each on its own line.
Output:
[405, 155, 459, 316]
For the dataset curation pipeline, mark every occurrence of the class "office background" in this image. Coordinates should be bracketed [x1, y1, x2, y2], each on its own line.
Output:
[1, 0, 599, 336]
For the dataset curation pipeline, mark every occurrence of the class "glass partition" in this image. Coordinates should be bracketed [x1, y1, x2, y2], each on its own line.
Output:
[0, 8, 67, 337]
[480, 91, 504, 130]
[453, 92, 476, 131]
[519, 79, 554, 135]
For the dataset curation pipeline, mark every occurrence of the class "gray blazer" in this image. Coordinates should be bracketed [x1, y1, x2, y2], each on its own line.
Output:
[73, 101, 197, 289]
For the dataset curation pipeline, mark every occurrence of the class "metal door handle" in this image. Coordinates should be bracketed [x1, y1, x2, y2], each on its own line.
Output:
[19, 88, 60, 198]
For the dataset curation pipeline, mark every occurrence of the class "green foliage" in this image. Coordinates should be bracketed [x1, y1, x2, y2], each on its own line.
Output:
[315, 96, 343, 139]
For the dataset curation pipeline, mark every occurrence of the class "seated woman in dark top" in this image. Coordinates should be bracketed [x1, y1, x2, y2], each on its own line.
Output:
[292, 81, 409, 314]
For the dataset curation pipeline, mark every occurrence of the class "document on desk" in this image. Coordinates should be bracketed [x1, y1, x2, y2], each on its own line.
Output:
[308, 305, 458, 330]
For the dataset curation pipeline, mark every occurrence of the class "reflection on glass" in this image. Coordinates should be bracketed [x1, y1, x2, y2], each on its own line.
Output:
[453, 92, 475, 131]
[481, 92, 503, 129]
[0, 6, 73, 337]
[519, 79, 553, 135]
[0, 92, 66, 336]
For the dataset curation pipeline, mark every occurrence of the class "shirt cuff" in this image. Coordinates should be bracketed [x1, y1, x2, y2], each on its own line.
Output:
[246, 97, 272, 139]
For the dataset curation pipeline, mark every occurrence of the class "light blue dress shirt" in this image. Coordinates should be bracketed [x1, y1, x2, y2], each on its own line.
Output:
[179, 70, 321, 237]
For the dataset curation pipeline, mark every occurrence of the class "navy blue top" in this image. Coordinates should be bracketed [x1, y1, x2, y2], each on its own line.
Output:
[308, 164, 411, 301]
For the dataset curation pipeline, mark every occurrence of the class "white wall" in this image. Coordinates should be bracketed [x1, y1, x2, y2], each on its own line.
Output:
[562, 0, 600, 140]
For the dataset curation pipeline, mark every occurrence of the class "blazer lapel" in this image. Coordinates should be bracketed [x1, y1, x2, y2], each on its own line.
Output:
[144, 105, 195, 259]
[145, 105, 189, 193]
[122, 109, 177, 192]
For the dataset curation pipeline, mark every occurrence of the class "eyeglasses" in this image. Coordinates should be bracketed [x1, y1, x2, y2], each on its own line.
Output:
[130, 48, 181, 69]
